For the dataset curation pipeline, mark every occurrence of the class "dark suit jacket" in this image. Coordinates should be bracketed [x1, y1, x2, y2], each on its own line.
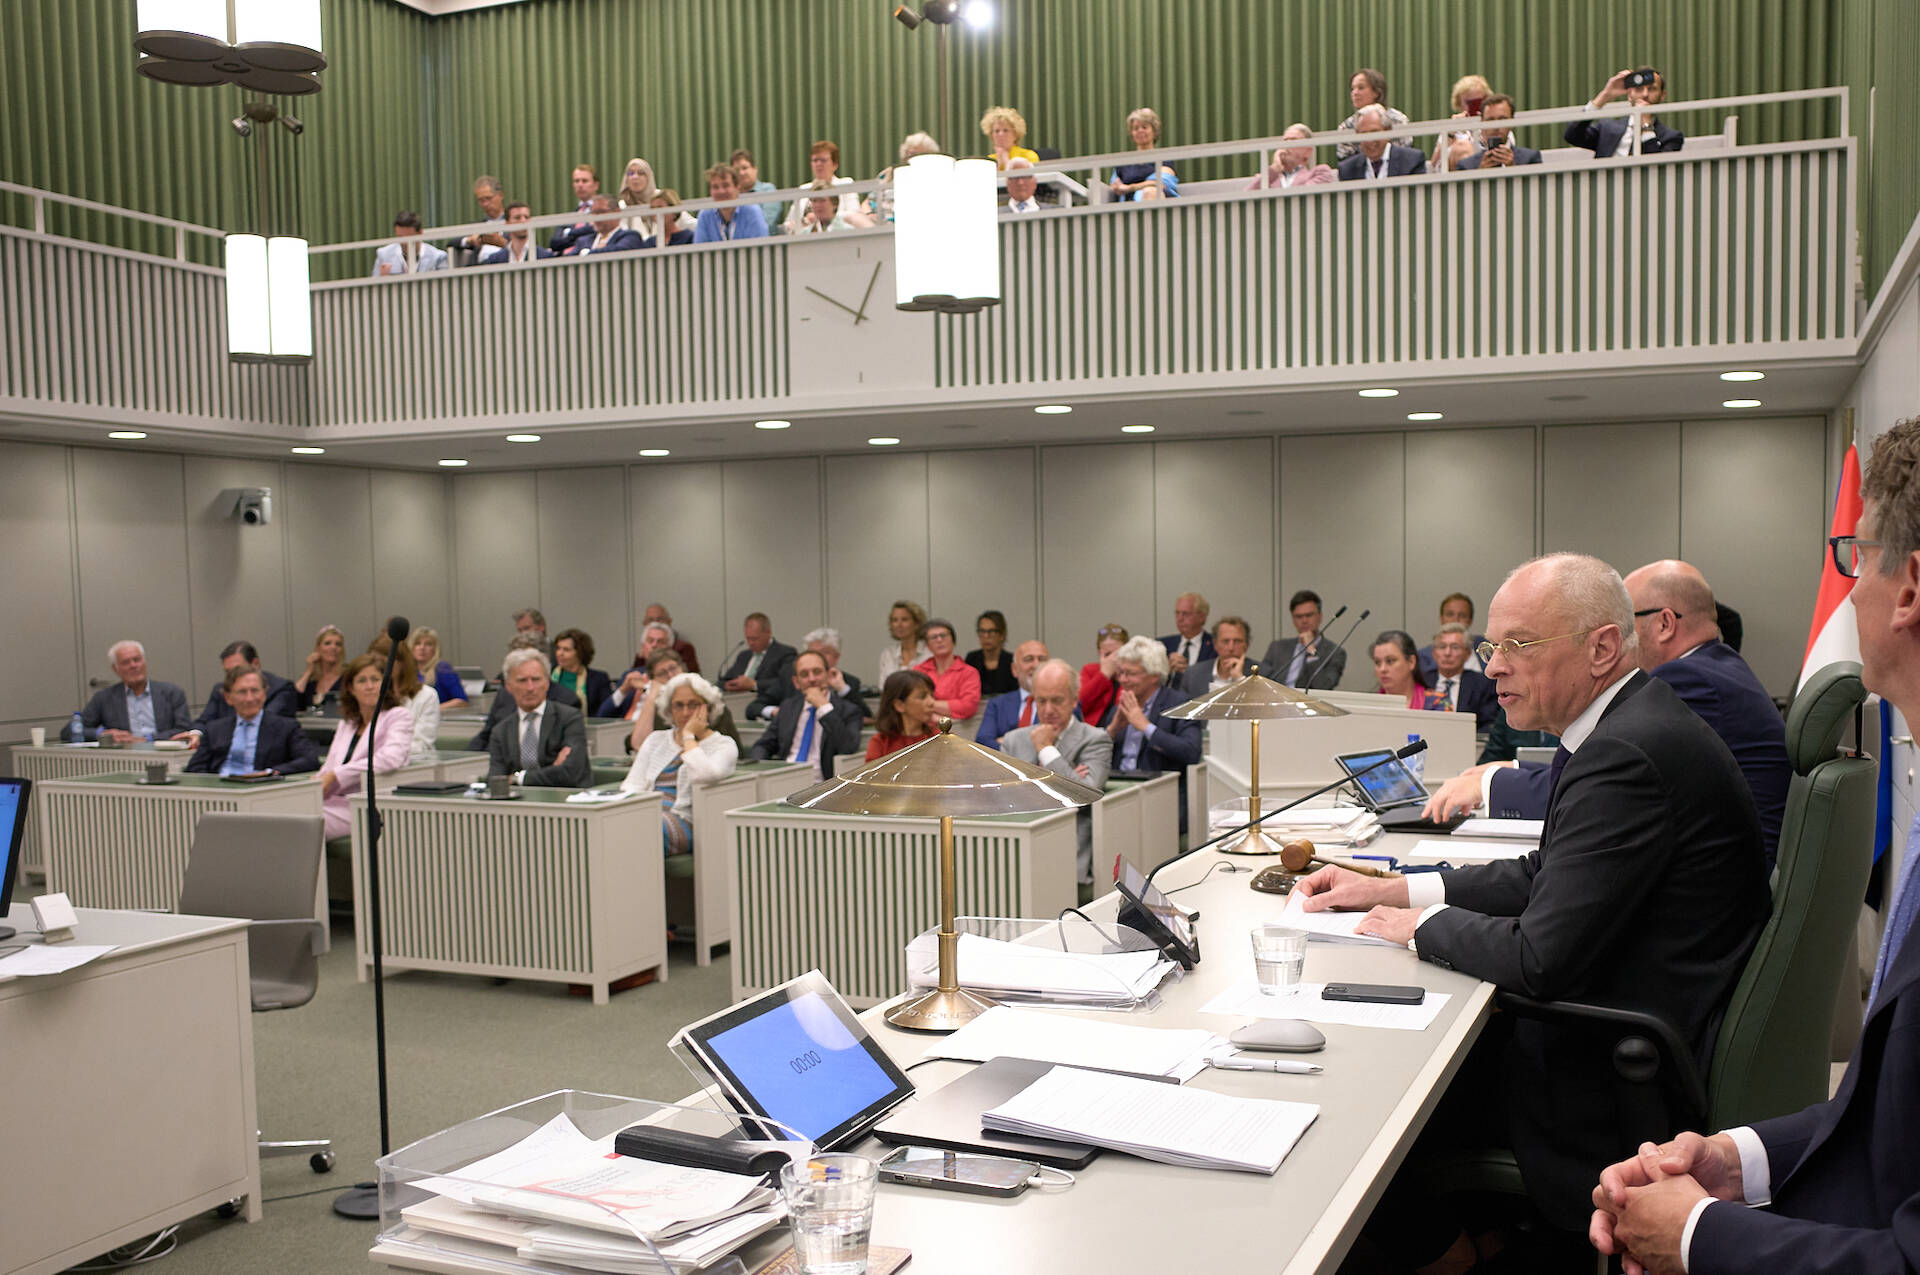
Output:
[672, 639, 701, 674]
[192, 670, 299, 730]
[1486, 642, 1790, 865]
[1563, 116, 1685, 157]
[1107, 685, 1205, 830]
[467, 681, 580, 752]
[576, 228, 643, 254]
[1260, 636, 1347, 690]
[486, 700, 590, 786]
[1431, 667, 1498, 730]
[722, 641, 797, 700]
[746, 692, 863, 775]
[746, 671, 867, 722]
[1688, 910, 1920, 1273]
[1415, 673, 1769, 1227]
[1181, 655, 1259, 698]
[1159, 631, 1215, 667]
[185, 711, 321, 775]
[1337, 145, 1427, 180]
[567, 669, 613, 721]
[66, 680, 194, 741]
[1455, 145, 1543, 169]
[975, 688, 1030, 751]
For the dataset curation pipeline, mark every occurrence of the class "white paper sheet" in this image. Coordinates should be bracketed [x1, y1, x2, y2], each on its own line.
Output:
[1198, 981, 1450, 1031]
[1275, 890, 1400, 947]
[1403, 838, 1535, 862]
[0, 943, 117, 976]
[931, 1006, 1223, 1082]
[1452, 818, 1544, 840]
[904, 931, 1175, 1004]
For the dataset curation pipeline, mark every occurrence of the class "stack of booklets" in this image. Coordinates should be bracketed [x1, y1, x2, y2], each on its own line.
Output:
[1208, 804, 1383, 848]
[392, 1114, 786, 1273]
[904, 931, 1178, 1007]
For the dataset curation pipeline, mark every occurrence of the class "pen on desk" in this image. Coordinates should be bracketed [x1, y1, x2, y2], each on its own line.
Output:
[1208, 1057, 1322, 1074]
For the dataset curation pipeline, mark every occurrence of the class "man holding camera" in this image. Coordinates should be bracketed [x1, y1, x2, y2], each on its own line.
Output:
[1456, 94, 1543, 169]
[1567, 68, 1685, 157]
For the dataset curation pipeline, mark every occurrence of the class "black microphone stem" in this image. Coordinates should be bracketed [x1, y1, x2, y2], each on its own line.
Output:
[1302, 608, 1369, 690]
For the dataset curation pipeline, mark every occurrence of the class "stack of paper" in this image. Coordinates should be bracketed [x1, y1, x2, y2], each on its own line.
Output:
[1403, 838, 1534, 863]
[981, 1065, 1318, 1173]
[1274, 890, 1400, 947]
[565, 788, 643, 805]
[1210, 804, 1383, 848]
[931, 1006, 1224, 1082]
[1452, 817, 1543, 841]
[904, 932, 1176, 1006]
[401, 1114, 783, 1274]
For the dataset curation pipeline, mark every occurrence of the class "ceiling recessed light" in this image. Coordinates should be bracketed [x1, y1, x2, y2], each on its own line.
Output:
[1033, 404, 1072, 415]
[1721, 399, 1763, 409]
[290, 446, 325, 455]
[505, 433, 541, 443]
[1121, 425, 1155, 434]
[107, 431, 147, 440]
[1720, 370, 1765, 383]
[1406, 412, 1444, 422]
[868, 437, 902, 446]
[438, 458, 469, 467]
[638, 448, 671, 457]
[1357, 388, 1399, 399]
[754, 419, 791, 430]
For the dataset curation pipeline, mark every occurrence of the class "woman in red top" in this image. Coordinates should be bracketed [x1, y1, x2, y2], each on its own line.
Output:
[914, 618, 983, 722]
[866, 670, 939, 760]
[1370, 629, 1446, 711]
[1077, 623, 1129, 726]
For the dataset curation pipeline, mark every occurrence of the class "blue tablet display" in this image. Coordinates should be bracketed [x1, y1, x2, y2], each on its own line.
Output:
[1338, 749, 1427, 810]
[704, 989, 905, 1144]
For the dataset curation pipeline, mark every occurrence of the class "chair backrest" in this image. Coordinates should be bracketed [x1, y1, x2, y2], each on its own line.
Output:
[179, 811, 326, 1011]
[1706, 661, 1875, 1130]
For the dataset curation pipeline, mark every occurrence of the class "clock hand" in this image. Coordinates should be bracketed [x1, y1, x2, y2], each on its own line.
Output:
[803, 286, 864, 320]
[850, 260, 882, 325]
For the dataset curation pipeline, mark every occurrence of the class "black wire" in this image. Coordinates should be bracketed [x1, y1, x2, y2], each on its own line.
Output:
[1055, 906, 1122, 948]
[1165, 861, 1240, 894]
[902, 1055, 978, 1075]
[264, 1183, 348, 1203]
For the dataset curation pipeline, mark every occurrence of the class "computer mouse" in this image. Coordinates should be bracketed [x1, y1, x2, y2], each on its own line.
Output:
[1229, 1020, 1326, 1053]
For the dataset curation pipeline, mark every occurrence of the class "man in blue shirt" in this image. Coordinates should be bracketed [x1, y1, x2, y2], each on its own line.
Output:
[185, 670, 319, 776]
[694, 163, 769, 243]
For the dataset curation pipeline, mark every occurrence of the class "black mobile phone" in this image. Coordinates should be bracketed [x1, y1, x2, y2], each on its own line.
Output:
[877, 1146, 1036, 1197]
[1322, 982, 1426, 1006]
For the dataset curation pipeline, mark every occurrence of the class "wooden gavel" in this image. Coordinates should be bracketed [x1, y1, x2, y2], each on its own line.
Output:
[1280, 838, 1399, 879]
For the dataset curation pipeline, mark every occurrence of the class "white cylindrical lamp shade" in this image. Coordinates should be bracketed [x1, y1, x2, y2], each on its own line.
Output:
[948, 158, 1002, 307]
[894, 153, 952, 310]
[135, 0, 226, 41]
[266, 237, 312, 358]
[233, 0, 325, 69]
[225, 234, 271, 359]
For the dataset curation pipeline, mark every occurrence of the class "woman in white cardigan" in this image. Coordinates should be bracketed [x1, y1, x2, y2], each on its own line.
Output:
[319, 653, 417, 839]
[620, 672, 737, 855]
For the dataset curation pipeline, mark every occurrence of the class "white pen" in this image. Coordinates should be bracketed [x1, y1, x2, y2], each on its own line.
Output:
[1208, 1057, 1322, 1074]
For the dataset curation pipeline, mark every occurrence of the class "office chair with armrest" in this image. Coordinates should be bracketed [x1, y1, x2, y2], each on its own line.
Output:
[178, 811, 336, 1174]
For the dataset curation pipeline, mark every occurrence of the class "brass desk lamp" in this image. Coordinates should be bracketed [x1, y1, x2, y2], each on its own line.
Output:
[1161, 674, 1346, 856]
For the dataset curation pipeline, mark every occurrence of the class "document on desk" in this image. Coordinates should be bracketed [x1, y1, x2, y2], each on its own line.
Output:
[981, 1065, 1318, 1173]
[1199, 982, 1450, 1031]
[0, 944, 116, 976]
[1276, 891, 1399, 946]
[904, 931, 1176, 1006]
[1403, 838, 1535, 862]
[1452, 818, 1544, 841]
[931, 1006, 1223, 1082]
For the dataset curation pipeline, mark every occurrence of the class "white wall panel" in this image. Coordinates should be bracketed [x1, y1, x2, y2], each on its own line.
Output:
[452, 471, 540, 674]
[631, 462, 727, 677]
[70, 448, 194, 706]
[824, 452, 930, 685]
[1038, 444, 1154, 664]
[536, 467, 630, 672]
[1153, 438, 1275, 653]
[0, 442, 82, 723]
[1404, 427, 1536, 646]
[1543, 423, 1681, 576]
[1279, 433, 1404, 688]
[369, 470, 455, 660]
[929, 449, 1040, 654]
[281, 463, 377, 677]
[721, 459, 824, 667]
[182, 456, 291, 702]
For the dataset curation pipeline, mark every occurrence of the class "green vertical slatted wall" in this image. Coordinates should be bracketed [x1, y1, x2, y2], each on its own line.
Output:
[1, 0, 1916, 291]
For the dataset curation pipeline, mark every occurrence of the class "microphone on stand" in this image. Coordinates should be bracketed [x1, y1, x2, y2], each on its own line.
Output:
[334, 613, 411, 1220]
[1301, 607, 1369, 690]
[1268, 604, 1343, 682]
[1143, 738, 1427, 896]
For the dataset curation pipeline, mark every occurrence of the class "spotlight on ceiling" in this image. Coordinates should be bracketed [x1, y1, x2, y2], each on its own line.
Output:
[891, 4, 922, 29]
[921, 0, 961, 22]
[279, 114, 303, 135]
[230, 115, 252, 137]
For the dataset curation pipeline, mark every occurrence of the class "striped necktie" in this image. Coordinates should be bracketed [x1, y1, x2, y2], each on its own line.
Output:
[519, 713, 539, 770]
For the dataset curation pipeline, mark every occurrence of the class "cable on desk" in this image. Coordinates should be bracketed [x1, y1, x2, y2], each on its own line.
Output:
[1165, 860, 1242, 894]
[69, 1227, 179, 1269]
[902, 1055, 979, 1075]
[1055, 906, 1122, 949]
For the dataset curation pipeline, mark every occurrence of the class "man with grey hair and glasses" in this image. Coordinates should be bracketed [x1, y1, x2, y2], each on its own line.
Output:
[64, 640, 194, 743]
[486, 647, 589, 787]
[1296, 552, 1768, 1266]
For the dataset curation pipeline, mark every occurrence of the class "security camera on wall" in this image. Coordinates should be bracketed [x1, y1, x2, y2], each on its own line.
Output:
[222, 487, 273, 525]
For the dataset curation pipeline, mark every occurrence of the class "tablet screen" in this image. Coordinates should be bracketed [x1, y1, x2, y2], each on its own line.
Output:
[1335, 749, 1427, 811]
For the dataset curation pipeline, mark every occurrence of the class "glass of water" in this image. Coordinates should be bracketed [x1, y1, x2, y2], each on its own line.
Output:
[1250, 924, 1308, 995]
[779, 1154, 877, 1275]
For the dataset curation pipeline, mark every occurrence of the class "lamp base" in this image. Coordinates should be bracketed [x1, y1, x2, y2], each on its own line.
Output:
[1217, 826, 1292, 856]
[884, 986, 1000, 1033]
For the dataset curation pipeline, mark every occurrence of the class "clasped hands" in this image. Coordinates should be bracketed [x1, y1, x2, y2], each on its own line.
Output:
[1589, 1133, 1745, 1275]
[1293, 864, 1420, 946]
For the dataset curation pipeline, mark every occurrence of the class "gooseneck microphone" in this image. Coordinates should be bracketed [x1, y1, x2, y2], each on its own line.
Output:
[1301, 606, 1369, 690]
[1142, 738, 1428, 894]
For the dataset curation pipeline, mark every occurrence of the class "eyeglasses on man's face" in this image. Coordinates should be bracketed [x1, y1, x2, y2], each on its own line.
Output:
[1475, 628, 1598, 663]
[1830, 535, 1885, 580]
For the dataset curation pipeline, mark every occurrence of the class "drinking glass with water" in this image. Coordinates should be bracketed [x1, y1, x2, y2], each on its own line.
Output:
[779, 1154, 877, 1275]
[1250, 924, 1308, 995]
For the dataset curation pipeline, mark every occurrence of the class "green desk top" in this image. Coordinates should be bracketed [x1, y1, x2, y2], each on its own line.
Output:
[64, 770, 317, 789]
[374, 785, 648, 807]
[734, 798, 1063, 825]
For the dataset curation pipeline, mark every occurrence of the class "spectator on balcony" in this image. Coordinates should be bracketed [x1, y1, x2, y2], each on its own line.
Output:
[1431, 74, 1494, 171]
[618, 157, 696, 240]
[1337, 68, 1409, 161]
[730, 149, 781, 228]
[783, 141, 859, 234]
[1003, 157, 1043, 214]
[694, 163, 770, 243]
[448, 175, 507, 265]
[575, 195, 643, 254]
[871, 131, 941, 221]
[1109, 107, 1178, 202]
[1456, 94, 1542, 170]
[550, 163, 600, 255]
[372, 211, 448, 277]
[797, 188, 874, 233]
[478, 202, 555, 265]
[1248, 123, 1337, 191]
[981, 105, 1039, 170]
[640, 191, 697, 247]
[1568, 67, 1685, 157]
[1338, 105, 1428, 181]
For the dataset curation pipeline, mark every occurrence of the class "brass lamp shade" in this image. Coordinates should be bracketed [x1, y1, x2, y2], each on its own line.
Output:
[1161, 674, 1347, 856]
[787, 721, 1101, 1032]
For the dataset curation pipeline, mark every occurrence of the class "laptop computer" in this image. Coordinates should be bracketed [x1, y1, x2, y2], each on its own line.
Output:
[1333, 748, 1465, 833]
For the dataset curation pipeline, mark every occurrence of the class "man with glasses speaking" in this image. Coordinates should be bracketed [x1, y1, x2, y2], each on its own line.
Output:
[1294, 552, 1768, 1265]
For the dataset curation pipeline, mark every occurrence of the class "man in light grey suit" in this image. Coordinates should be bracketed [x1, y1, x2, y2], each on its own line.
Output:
[1182, 616, 1254, 697]
[64, 639, 195, 742]
[1000, 660, 1114, 886]
[1260, 590, 1347, 689]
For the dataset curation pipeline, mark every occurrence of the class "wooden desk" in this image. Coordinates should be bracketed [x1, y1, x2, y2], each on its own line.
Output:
[347, 787, 667, 1004]
[6, 741, 195, 877]
[1, 907, 262, 1275]
[723, 799, 1078, 1007]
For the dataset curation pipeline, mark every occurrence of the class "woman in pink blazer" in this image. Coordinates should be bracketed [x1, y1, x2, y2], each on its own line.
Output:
[319, 652, 416, 839]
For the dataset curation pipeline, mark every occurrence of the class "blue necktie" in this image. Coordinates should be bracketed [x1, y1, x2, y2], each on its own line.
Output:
[223, 718, 257, 775]
[1286, 643, 1309, 686]
[1546, 745, 1572, 793]
[1869, 810, 1920, 1007]
[795, 707, 817, 763]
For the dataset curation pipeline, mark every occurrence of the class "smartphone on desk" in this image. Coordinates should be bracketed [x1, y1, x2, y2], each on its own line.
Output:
[1323, 982, 1426, 1006]
[877, 1145, 1037, 1197]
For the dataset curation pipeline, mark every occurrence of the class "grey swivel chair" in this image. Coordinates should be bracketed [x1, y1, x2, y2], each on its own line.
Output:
[178, 811, 335, 1173]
